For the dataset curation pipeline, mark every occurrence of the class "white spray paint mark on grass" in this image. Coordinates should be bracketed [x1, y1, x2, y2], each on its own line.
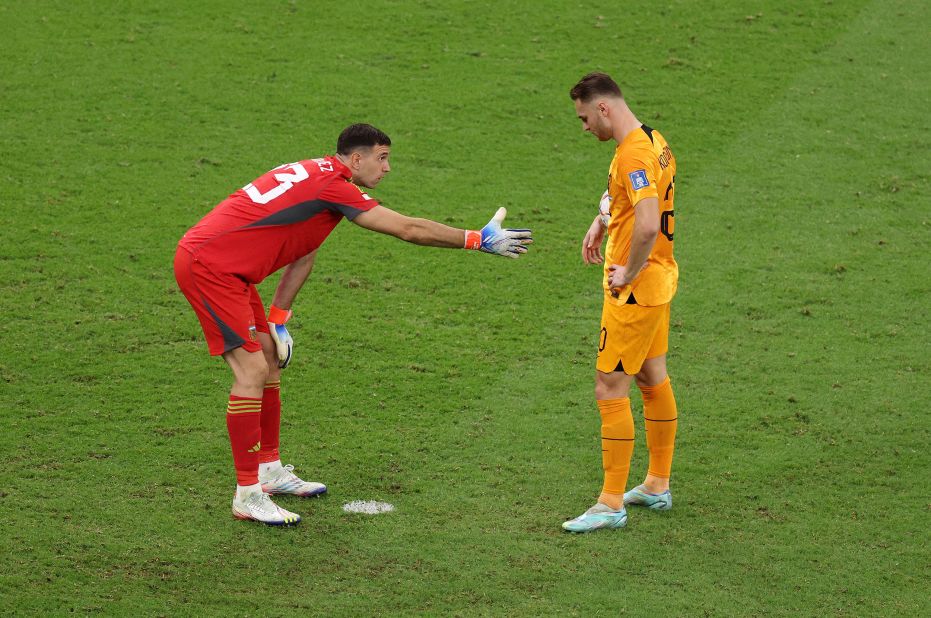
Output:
[342, 500, 395, 514]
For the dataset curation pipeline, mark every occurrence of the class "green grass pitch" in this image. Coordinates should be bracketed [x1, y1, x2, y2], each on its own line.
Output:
[1, 0, 928, 615]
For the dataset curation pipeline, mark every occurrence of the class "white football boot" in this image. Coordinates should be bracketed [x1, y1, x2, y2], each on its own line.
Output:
[260, 464, 327, 497]
[232, 490, 301, 526]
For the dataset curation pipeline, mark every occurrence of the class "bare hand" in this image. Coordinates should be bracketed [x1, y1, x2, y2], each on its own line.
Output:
[581, 216, 605, 264]
[607, 264, 629, 289]
[608, 263, 648, 289]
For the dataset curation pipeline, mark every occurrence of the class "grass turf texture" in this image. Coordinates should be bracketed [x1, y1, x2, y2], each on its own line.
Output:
[1, 0, 928, 615]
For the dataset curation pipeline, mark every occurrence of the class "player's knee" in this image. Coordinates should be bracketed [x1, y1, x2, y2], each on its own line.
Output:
[594, 380, 610, 401]
[236, 351, 270, 390]
[595, 372, 630, 400]
[253, 356, 271, 384]
[636, 357, 668, 387]
[635, 371, 664, 388]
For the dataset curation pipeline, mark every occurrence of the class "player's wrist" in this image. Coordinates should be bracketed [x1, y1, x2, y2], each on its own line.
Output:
[464, 230, 482, 250]
[268, 305, 292, 324]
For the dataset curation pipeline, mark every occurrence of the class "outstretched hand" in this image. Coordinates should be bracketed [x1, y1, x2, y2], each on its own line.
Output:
[480, 207, 533, 258]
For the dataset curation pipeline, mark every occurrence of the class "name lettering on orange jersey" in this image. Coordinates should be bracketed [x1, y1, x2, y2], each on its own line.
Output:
[658, 145, 673, 170]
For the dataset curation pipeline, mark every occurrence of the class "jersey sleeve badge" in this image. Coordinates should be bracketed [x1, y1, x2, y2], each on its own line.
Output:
[628, 169, 650, 189]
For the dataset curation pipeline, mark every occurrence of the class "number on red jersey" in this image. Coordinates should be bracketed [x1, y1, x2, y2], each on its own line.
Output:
[243, 162, 310, 205]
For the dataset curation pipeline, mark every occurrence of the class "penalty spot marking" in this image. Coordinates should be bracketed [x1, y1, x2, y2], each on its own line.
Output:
[342, 500, 395, 514]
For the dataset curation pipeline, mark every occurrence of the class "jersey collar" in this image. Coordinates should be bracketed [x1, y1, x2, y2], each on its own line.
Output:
[327, 155, 352, 179]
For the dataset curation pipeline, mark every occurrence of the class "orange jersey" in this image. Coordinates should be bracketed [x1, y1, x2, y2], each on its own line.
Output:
[603, 125, 678, 306]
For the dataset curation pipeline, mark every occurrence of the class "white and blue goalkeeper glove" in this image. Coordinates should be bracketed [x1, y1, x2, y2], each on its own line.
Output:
[465, 207, 532, 258]
[267, 305, 293, 369]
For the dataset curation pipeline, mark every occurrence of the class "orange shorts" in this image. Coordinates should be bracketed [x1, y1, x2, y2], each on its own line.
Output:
[173, 246, 269, 356]
[596, 300, 670, 375]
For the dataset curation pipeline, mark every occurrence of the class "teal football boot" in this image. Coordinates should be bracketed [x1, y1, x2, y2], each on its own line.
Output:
[623, 485, 672, 511]
[562, 503, 628, 533]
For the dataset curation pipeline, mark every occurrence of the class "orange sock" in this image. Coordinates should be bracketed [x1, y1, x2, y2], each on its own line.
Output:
[226, 395, 262, 485]
[641, 377, 677, 479]
[258, 380, 281, 464]
[598, 398, 635, 496]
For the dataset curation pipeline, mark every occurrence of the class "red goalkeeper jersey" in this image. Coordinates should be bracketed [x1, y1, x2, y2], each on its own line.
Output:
[178, 156, 378, 283]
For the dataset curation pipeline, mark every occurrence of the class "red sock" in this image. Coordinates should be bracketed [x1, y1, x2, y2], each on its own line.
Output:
[258, 381, 281, 464]
[226, 395, 262, 485]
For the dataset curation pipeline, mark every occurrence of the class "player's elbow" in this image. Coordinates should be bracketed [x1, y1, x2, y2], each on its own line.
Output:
[637, 219, 660, 240]
[397, 218, 431, 245]
[395, 223, 418, 244]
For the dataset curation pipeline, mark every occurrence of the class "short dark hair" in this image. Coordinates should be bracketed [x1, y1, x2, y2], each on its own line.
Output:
[336, 123, 391, 155]
[569, 72, 623, 102]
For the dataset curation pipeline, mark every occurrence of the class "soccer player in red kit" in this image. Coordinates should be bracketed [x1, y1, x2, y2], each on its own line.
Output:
[174, 124, 532, 525]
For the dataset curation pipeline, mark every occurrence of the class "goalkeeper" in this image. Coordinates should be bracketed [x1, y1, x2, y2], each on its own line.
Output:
[173, 124, 532, 526]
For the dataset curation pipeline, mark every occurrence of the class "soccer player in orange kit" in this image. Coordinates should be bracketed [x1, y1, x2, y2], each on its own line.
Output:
[175, 124, 532, 526]
[562, 73, 680, 533]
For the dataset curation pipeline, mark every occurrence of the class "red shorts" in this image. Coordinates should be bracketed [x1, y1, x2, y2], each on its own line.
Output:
[173, 246, 269, 355]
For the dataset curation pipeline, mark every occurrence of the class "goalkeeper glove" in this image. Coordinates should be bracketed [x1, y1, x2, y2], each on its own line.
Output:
[464, 207, 532, 258]
[267, 305, 293, 369]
